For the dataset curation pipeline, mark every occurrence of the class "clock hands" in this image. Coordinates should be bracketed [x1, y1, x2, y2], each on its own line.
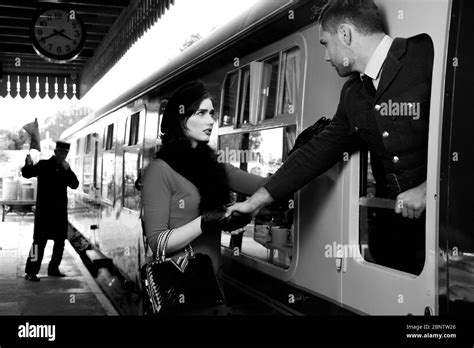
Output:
[41, 29, 64, 41]
[57, 30, 73, 41]
[40, 29, 73, 42]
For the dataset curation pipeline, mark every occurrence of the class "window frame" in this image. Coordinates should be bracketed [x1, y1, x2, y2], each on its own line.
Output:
[219, 44, 301, 135]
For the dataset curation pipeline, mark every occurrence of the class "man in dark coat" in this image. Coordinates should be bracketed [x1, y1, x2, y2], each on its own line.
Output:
[22, 141, 79, 281]
[227, 0, 434, 275]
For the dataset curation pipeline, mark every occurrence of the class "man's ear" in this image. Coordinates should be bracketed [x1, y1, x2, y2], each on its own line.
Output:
[337, 23, 352, 46]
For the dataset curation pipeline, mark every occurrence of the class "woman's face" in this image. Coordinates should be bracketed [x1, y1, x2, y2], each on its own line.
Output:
[184, 98, 215, 147]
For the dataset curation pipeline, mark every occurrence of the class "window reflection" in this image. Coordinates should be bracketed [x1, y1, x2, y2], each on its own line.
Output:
[123, 151, 140, 210]
[219, 126, 296, 269]
[83, 156, 92, 194]
[102, 152, 115, 202]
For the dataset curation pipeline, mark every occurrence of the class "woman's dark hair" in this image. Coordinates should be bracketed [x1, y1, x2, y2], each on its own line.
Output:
[160, 80, 214, 145]
[318, 0, 385, 35]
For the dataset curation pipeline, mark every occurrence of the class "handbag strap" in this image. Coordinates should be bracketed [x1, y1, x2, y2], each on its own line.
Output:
[155, 229, 195, 262]
[155, 229, 170, 261]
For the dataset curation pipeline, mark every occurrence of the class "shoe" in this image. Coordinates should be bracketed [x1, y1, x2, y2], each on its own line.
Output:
[25, 273, 40, 282]
[48, 270, 66, 277]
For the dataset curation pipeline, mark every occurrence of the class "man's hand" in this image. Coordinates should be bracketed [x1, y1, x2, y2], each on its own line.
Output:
[25, 155, 33, 166]
[394, 181, 426, 219]
[60, 161, 70, 171]
[225, 187, 274, 218]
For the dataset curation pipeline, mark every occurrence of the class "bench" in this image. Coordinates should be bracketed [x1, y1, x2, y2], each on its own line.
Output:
[0, 200, 36, 222]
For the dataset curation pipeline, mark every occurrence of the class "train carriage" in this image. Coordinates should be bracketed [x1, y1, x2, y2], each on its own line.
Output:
[60, 0, 474, 315]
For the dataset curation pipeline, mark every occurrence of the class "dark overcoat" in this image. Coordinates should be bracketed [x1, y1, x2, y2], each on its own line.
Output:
[21, 156, 79, 240]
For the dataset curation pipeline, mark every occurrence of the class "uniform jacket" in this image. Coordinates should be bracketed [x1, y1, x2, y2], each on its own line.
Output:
[22, 156, 79, 240]
[264, 34, 434, 200]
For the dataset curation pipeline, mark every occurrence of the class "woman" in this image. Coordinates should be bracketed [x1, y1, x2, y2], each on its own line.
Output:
[141, 81, 264, 314]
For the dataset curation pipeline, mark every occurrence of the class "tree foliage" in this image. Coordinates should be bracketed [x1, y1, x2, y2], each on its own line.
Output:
[39, 106, 91, 141]
[180, 33, 202, 52]
[0, 129, 29, 150]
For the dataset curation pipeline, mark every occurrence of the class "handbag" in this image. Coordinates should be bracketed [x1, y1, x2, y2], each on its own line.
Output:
[142, 229, 225, 315]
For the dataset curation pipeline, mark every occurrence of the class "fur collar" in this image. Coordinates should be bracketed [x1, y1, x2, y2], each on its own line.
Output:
[156, 140, 229, 212]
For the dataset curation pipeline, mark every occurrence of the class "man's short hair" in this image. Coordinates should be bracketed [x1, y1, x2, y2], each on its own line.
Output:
[318, 0, 385, 35]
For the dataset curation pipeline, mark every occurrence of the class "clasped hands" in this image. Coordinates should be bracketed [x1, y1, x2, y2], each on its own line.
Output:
[201, 210, 252, 235]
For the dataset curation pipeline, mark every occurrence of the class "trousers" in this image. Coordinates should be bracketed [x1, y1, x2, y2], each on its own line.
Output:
[25, 238, 65, 275]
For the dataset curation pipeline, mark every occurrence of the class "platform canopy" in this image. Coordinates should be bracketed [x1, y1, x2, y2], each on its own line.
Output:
[0, 0, 174, 100]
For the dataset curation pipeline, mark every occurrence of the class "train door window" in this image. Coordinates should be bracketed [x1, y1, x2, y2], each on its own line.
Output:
[123, 151, 140, 210]
[75, 138, 81, 155]
[221, 72, 239, 127]
[102, 127, 107, 150]
[123, 113, 142, 211]
[102, 152, 115, 203]
[83, 133, 94, 194]
[83, 156, 92, 194]
[239, 67, 251, 126]
[105, 123, 114, 150]
[155, 100, 167, 149]
[358, 150, 425, 275]
[219, 125, 297, 269]
[259, 54, 280, 120]
[278, 47, 301, 116]
[102, 123, 115, 203]
[85, 134, 92, 154]
[127, 112, 140, 146]
[92, 133, 99, 192]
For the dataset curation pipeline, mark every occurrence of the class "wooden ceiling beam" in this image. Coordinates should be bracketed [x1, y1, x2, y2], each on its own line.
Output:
[0, 28, 104, 42]
[0, 9, 118, 25]
[0, 60, 85, 68]
[0, 52, 89, 61]
[1, 44, 94, 58]
[0, 52, 88, 62]
[0, 18, 113, 34]
[0, 36, 99, 49]
[0, 0, 129, 9]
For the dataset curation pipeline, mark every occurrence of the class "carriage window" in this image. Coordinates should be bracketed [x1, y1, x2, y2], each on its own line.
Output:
[127, 113, 140, 146]
[221, 72, 239, 127]
[105, 123, 114, 150]
[83, 156, 92, 194]
[358, 150, 425, 275]
[123, 151, 140, 210]
[260, 55, 279, 120]
[221, 46, 301, 130]
[239, 67, 251, 126]
[85, 134, 92, 154]
[76, 138, 81, 155]
[101, 152, 115, 202]
[219, 126, 297, 269]
[278, 47, 301, 115]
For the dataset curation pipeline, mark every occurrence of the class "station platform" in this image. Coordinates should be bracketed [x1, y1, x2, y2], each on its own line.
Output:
[0, 214, 117, 316]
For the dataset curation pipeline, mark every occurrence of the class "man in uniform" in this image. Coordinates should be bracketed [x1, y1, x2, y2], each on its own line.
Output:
[227, 0, 434, 275]
[22, 141, 79, 281]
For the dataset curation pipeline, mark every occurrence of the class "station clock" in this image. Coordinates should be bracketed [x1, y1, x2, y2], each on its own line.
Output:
[30, 8, 86, 63]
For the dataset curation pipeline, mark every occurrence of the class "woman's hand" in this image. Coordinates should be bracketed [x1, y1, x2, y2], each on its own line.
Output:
[223, 227, 246, 235]
[201, 211, 251, 234]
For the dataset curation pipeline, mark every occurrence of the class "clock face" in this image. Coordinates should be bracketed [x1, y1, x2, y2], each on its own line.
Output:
[31, 9, 86, 63]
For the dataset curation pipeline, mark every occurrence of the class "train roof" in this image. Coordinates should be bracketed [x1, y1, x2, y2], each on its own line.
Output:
[60, 0, 296, 140]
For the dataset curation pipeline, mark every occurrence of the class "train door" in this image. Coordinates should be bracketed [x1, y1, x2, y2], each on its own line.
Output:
[90, 131, 101, 244]
[339, 0, 451, 315]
